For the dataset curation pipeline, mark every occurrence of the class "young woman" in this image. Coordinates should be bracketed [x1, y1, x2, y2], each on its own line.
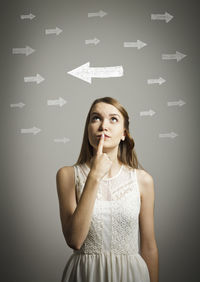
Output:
[56, 96, 159, 282]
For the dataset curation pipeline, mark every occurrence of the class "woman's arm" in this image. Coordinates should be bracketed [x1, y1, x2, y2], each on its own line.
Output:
[137, 170, 159, 282]
[56, 166, 100, 250]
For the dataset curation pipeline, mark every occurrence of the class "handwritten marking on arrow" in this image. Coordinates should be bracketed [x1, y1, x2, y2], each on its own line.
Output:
[159, 132, 178, 138]
[47, 97, 67, 107]
[20, 13, 36, 20]
[10, 103, 25, 108]
[45, 27, 62, 35]
[85, 38, 100, 45]
[54, 137, 70, 143]
[20, 127, 41, 135]
[151, 12, 173, 23]
[167, 100, 186, 107]
[162, 51, 187, 62]
[67, 62, 123, 84]
[88, 10, 107, 18]
[24, 74, 45, 84]
[140, 110, 156, 116]
[124, 40, 147, 50]
[12, 46, 35, 56]
[147, 77, 166, 85]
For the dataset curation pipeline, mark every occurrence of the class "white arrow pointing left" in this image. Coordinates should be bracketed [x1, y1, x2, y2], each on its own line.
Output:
[24, 74, 45, 84]
[67, 62, 123, 84]
[12, 46, 35, 56]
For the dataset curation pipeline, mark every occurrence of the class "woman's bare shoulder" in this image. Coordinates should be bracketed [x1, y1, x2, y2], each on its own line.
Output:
[135, 168, 154, 197]
[56, 165, 75, 178]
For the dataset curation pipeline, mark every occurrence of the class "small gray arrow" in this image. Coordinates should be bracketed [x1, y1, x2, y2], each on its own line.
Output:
[147, 77, 166, 85]
[47, 97, 67, 107]
[151, 12, 173, 23]
[20, 126, 41, 135]
[162, 51, 187, 62]
[159, 132, 178, 138]
[12, 46, 35, 56]
[85, 38, 100, 45]
[167, 100, 186, 107]
[20, 13, 36, 20]
[10, 102, 25, 108]
[140, 109, 156, 116]
[45, 27, 62, 35]
[88, 10, 107, 18]
[54, 137, 70, 143]
[124, 40, 147, 50]
[24, 74, 45, 84]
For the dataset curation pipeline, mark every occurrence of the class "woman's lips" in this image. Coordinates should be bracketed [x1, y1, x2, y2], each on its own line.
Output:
[96, 134, 111, 139]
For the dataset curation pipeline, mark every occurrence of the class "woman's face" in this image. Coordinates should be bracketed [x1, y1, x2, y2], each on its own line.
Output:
[87, 102, 125, 152]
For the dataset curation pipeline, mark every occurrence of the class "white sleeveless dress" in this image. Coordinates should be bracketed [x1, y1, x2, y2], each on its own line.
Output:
[61, 163, 150, 282]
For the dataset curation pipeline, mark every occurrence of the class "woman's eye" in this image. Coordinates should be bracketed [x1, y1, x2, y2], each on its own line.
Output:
[91, 116, 118, 122]
[92, 116, 100, 121]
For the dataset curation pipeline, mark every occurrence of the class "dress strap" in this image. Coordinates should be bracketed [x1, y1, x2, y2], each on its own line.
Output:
[131, 168, 141, 209]
[73, 165, 79, 204]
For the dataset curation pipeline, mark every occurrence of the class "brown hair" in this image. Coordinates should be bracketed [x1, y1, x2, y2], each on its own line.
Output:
[75, 97, 145, 170]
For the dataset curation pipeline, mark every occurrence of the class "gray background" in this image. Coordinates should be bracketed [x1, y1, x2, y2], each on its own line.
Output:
[1, 0, 199, 281]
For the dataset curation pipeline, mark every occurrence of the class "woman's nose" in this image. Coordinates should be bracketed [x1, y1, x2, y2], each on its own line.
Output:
[99, 119, 109, 129]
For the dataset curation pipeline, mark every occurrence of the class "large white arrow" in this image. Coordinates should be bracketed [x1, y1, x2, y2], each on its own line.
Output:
[20, 13, 36, 20]
[45, 27, 62, 35]
[10, 102, 25, 108]
[20, 127, 41, 135]
[12, 46, 35, 56]
[67, 62, 124, 84]
[159, 132, 178, 138]
[162, 51, 187, 62]
[24, 74, 45, 84]
[124, 40, 147, 50]
[147, 77, 166, 85]
[167, 100, 186, 107]
[151, 12, 173, 23]
[47, 97, 67, 107]
[88, 10, 107, 18]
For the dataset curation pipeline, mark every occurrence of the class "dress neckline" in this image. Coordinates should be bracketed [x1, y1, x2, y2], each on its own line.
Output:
[83, 162, 124, 181]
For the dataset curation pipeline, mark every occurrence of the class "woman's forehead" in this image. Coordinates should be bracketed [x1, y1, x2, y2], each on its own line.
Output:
[91, 102, 122, 117]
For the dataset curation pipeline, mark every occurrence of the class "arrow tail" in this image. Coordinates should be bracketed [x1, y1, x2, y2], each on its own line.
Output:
[90, 66, 123, 78]
[162, 54, 176, 60]
[45, 29, 55, 34]
[24, 76, 36, 83]
[151, 14, 165, 20]
[88, 13, 97, 17]
[12, 48, 26, 54]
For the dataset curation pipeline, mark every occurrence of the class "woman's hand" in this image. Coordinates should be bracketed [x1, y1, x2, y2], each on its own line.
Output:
[89, 133, 112, 181]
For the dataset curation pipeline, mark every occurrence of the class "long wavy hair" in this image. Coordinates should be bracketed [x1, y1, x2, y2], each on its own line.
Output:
[75, 97, 145, 170]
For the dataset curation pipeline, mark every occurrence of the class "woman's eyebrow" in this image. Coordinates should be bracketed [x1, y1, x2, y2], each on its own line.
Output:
[91, 112, 120, 118]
